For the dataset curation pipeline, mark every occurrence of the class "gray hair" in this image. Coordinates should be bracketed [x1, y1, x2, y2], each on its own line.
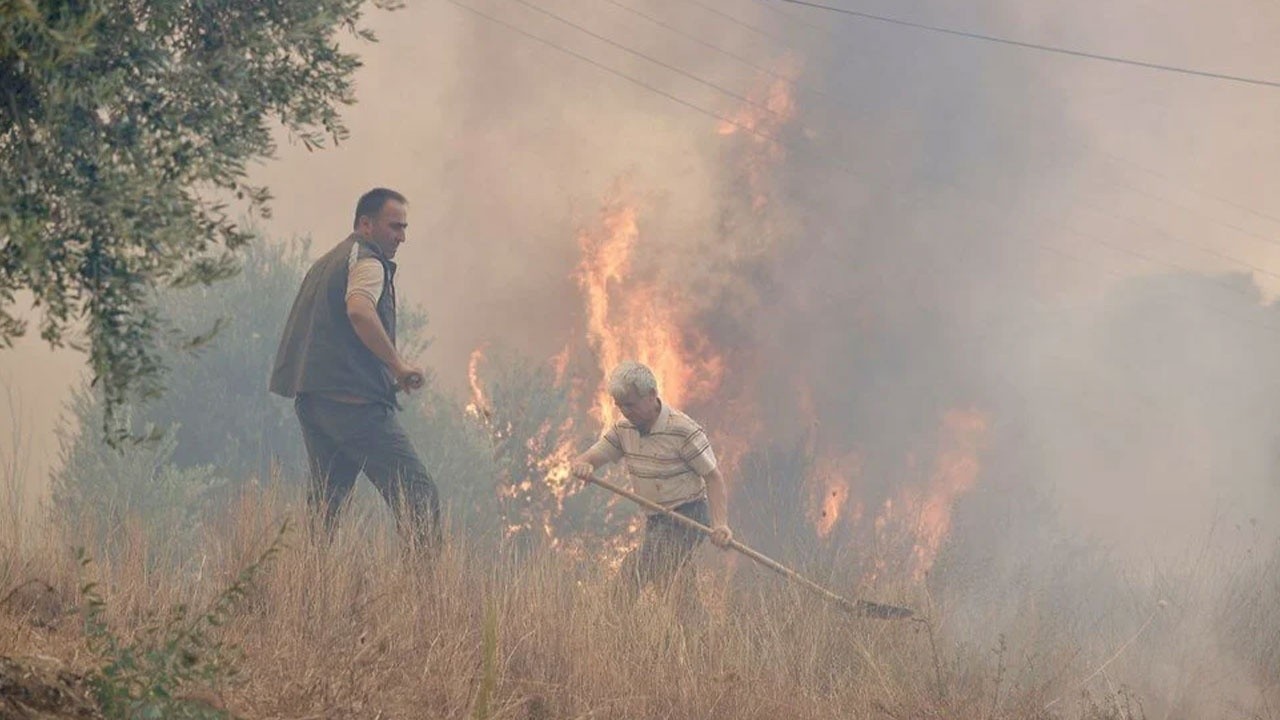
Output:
[608, 361, 658, 399]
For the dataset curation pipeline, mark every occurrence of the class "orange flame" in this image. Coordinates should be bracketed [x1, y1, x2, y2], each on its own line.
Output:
[466, 346, 489, 420]
[717, 59, 801, 211]
[810, 452, 861, 538]
[865, 408, 990, 581]
[574, 189, 724, 426]
[466, 59, 991, 584]
[909, 408, 989, 578]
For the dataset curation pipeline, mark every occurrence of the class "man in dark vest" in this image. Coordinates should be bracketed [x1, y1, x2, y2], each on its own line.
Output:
[270, 187, 439, 548]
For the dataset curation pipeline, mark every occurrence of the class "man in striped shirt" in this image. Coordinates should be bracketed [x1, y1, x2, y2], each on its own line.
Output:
[572, 361, 732, 612]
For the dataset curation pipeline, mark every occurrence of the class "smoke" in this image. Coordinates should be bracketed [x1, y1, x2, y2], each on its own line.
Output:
[245, 0, 1280, 568]
[6, 0, 1280, 711]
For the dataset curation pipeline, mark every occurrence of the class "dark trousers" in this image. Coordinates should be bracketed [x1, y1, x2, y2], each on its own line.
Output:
[294, 394, 440, 548]
[614, 499, 708, 620]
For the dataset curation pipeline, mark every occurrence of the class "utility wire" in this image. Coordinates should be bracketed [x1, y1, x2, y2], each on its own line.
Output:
[686, 0, 1280, 237]
[774, 0, 1280, 90]
[557, 0, 1280, 285]
[442, 0, 1280, 456]
[507, 0, 789, 122]
[445, 0, 1280, 337]
[632, 0, 1280, 258]
[601, 0, 817, 97]
[443, 0, 778, 145]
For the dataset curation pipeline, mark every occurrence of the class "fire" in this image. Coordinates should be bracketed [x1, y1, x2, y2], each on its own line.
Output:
[462, 58, 990, 588]
[716, 59, 801, 211]
[816, 478, 850, 538]
[466, 185, 729, 563]
[574, 188, 724, 427]
[909, 408, 989, 578]
[862, 409, 990, 581]
[465, 346, 490, 420]
[716, 60, 800, 139]
[550, 345, 571, 387]
[809, 451, 861, 538]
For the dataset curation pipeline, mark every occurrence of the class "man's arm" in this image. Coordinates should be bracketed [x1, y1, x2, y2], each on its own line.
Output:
[346, 295, 423, 391]
[680, 427, 733, 548]
[571, 432, 624, 481]
[702, 467, 733, 548]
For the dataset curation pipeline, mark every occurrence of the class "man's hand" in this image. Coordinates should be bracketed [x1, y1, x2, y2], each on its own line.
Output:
[571, 461, 596, 484]
[348, 296, 419, 390]
[394, 362, 426, 393]
[709, 524, 733, 549]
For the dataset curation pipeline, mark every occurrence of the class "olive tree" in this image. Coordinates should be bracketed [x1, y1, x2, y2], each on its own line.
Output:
[1, 0, 399, 441]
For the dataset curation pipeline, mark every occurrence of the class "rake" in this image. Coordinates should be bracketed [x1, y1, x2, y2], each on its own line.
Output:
[588, 475, 915, 620]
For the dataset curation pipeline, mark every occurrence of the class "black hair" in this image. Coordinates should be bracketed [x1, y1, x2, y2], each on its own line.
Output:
[353, 188, 407, 229]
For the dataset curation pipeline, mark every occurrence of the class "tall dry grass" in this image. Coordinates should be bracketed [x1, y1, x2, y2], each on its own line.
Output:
[1, 475, 1278, 720]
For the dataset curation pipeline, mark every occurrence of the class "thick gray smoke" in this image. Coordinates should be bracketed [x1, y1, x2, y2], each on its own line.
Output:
[250, 0, 1280, 565]
[7, 0, 1279, 712]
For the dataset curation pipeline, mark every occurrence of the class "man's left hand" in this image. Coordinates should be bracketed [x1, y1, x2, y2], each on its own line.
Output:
[570, 462, 595, 484]
[709, 525, 733, 549]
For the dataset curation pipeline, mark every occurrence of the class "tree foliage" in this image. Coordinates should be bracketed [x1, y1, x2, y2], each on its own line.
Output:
[54, 236, 317, 493]
[0, 0, 398, 441]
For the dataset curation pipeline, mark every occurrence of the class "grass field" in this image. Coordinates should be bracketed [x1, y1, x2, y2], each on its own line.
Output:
[2, 457, 1278, 719]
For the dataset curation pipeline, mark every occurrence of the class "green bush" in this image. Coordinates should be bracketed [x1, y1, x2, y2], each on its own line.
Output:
[78, 524, 289, 720]
[54, 394, 228, 554]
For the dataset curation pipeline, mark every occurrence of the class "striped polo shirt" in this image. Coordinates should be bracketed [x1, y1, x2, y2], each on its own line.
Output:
[588, 402, 718, 511]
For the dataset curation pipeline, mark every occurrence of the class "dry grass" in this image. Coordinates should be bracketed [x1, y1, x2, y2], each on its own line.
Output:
[1, 479, 1278, 720]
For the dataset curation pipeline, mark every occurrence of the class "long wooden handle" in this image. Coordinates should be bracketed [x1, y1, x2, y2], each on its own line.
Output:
[588, 476, 914, 620]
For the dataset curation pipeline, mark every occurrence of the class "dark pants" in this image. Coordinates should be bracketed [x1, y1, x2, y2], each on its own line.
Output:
[294, 394, 440, 548]
[615, 499, 708, 620]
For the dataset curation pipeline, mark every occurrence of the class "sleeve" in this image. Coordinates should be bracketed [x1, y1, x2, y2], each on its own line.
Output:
[345, 256, 385, 306]
[680, 428, 718, 477]
[586, 425, 625, 464]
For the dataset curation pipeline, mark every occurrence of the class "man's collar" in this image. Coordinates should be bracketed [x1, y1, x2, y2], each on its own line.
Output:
[349, 233, 396, 271]
[647, 400, 671, 435]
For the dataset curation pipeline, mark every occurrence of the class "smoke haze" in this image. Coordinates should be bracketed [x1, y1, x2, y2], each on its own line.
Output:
[4, 1, 1280, 708]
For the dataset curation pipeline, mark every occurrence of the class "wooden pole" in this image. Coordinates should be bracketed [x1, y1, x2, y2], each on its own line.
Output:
[588, 476, 914, 619]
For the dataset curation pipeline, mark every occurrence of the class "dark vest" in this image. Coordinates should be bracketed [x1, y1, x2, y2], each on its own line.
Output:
[269, 234, 398, 406]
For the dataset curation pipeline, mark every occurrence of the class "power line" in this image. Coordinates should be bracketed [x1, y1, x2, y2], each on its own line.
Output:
[682, 0, 1280, 236]
[738, 0, 1280, 229]
[774, 0, 1280, 90]
[505, 0, 789, 123]
[444, 0, 1280, 337]
[601, 0, 812, 96]
[1094, 149, 1280, 232]
[443, 0, 777, 145]
[440, 4, 1280, 465]
[590, 0, 1280, 277]
[639, 0, 1280, 256]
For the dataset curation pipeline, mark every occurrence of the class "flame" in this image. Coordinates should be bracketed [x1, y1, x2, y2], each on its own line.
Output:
[909, 408, 989, 578]
[816, 478, 850, 538]
[810, 452, 861, 538]
[864, 409, 990, 581]
[454, 53, 999, 593]
[716, 62, 799, 139]
[464, 60, 992, 586]
[550, 344, 571, 387]
[457, 53, 1006, 602]
[717, 59, 801, 212]
[466, 346, 490, 420]
[574, 188, 724, 427]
